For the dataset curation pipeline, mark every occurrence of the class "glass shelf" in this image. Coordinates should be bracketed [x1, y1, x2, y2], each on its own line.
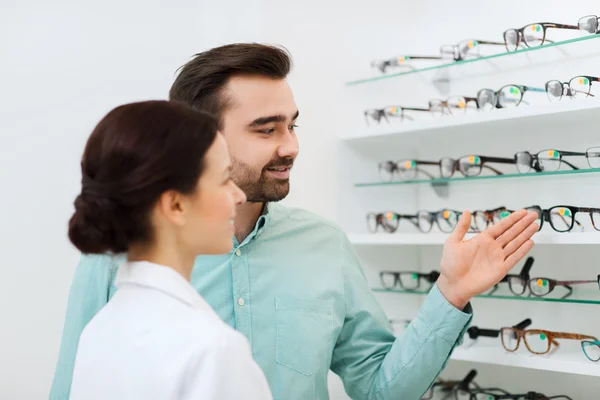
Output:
[346, 34, 600, 86]
[355, 168, 600, 188]
[372, 288, 600, 305]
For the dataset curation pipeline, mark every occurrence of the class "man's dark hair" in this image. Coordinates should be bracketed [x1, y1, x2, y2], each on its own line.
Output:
[169, 43, 292, 123]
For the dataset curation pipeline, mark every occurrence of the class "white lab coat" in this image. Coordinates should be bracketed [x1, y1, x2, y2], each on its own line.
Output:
[70, 261, 272, 400]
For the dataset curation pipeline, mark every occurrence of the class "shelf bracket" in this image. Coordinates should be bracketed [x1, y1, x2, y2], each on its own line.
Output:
[430, 181, 449, 198]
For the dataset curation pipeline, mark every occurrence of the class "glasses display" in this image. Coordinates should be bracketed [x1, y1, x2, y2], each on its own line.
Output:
[380, 270, 440, 291]
[525, 205, 600, 233]
[545, 75, 599, 101]
[527, 275, 600, 299]
[467, 318, 532, 341]
[366, 212, 419, 233]
[429, 96, 479, 117]
[501, 327, 598, 357]
[488, 257, 534, 296]
[476, 85, 545, 111]
[458, 387, 572, 400]
[422, 370, 479, 400]
[581, 340, 600, 362]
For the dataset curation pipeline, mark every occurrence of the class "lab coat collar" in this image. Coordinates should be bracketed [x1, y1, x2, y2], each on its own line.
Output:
[116, 261, 212, 312]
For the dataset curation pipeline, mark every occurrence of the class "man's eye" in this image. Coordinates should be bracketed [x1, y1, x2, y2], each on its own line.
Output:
[289, 124, 298, 131]
[259, 128, 275, 134]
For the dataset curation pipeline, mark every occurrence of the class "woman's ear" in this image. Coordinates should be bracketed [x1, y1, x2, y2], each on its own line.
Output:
[157, 190, 187, 227]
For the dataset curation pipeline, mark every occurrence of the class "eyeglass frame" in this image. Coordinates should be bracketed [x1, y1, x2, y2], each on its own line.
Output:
[476, 85, 546, 110]
[545, 75, 600, 101]
[500, 327, 598, 355]
[488, 256, 534, 296]
[366, 212, 419, 233]
[379, 270, 440, 291]
[416, 209, 462, 233]
[467, 318, 532, 340]
[440, 39, 505, 61]
[378, 159, 438, 182]
[364, 105, 431, 126]
[441, 155, 516, 178]
[527, 275, 600, 299]
[428, 96, 479, 117]
[525, 204, 600, 233]
[371, 55, 443, 73]
[503, 21, 579, 52]
[514, 149, 583, 174]
[581, 340, 600, 362]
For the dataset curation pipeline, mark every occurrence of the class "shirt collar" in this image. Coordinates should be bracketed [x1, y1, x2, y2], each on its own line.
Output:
[115, 261, 213, 312]
[233, 202, 272, 247]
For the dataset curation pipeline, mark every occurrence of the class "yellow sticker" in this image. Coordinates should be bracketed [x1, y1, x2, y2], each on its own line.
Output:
[559, 208, 566, 216]
[531, 25, 537, 31]
[404, 160, 413, 169]
[537, 279, 544, 287]
[469, 155, 475, 163]
[457, 100, 466, 109]
[398, 56, 406, 63]
[579, 77, 585, 85]
[443, 210, 450, 219]
[386, 212, 394, 220]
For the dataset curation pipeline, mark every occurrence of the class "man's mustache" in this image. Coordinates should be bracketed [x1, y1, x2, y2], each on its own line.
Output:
[263, 157, 294, 170]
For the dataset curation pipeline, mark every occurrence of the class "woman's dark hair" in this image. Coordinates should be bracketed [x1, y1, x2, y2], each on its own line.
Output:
[68, 100, 219, 254]
[169, 43, 292, 125]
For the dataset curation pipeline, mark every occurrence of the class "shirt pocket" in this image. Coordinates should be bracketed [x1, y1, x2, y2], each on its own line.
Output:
[275, 296, 334, 376]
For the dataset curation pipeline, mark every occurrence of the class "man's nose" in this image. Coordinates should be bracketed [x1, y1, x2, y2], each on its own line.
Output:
[277, 132, 299, 159]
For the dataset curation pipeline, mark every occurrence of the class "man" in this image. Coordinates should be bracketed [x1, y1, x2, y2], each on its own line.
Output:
[51, 43, 538, 400]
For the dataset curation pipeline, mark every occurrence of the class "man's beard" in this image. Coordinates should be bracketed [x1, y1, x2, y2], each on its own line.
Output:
[231, 156, 293, 203]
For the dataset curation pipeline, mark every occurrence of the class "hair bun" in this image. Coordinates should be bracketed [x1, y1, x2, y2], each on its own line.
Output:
[68, 193, 131, 254]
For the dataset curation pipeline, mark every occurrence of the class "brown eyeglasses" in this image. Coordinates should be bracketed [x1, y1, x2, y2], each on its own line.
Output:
[501, 327, 598, 355]
[428, 96, 479, 117]
[527, 275, 600, 299]
[503, 22, 579, 52]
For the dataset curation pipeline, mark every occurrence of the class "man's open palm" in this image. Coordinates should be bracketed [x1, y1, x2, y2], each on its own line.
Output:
[436, 209, 539, 309]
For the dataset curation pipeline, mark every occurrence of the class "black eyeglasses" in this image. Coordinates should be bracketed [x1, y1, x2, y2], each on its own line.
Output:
[380, 270, 440, 291]
[472, 206, 509, 233]
[514, 149, 584, 174]
[459, 388, 573, 400]
[488, 257, 535, 296]
[525, 205, 600, 233]
[476, 85, 546, 111]
[441, 155, 516, 178]
[416, 209, 462, 233]
[366, 212, 419, 233]
[364, 105, 430, 125]
[545, 75, 599, 101]
[440, 39, 506, 61]
[423, 370, 479, 400]
[503, 21, 580, 52]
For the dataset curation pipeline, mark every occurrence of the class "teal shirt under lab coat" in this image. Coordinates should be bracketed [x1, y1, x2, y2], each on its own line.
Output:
[50, 203, 472, 400]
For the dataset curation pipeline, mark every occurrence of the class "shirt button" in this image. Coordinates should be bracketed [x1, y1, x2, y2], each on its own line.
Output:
[238, 298, 245, 306]
[235, 249, 241, 256]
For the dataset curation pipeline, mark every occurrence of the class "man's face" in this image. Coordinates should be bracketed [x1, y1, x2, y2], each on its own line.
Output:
[220, 75, 299, 203]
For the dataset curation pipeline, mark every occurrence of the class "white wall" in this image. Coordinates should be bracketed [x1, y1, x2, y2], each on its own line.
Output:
[0, 1, 264, 398]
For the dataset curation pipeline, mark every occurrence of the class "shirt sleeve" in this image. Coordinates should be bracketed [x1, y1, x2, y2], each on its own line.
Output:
[330, 234, 473, 400]
[182, 331, 273, 400]
[49, 254, 120, 400]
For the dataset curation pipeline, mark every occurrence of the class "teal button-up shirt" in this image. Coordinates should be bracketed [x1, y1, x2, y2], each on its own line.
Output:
[50, 203, 472, 400]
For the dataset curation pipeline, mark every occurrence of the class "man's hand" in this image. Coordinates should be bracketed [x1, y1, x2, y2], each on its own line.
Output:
[436, 209, 538, 310]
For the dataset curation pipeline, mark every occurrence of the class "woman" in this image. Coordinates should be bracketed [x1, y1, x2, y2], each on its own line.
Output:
[67, 100, 272, 399]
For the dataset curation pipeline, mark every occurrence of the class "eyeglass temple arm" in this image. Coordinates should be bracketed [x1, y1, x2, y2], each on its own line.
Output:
[550, 332, 598, 341]
[458, 369, 477, 390]
[475, 39, 506, 46]
[545, 22, 581, 30]
[403, 106, 432, 112]
[399, 214, 420, 228]
[518, 257, 534, 278]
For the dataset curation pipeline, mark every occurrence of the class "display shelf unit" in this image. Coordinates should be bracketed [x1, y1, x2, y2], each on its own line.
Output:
[346, 34, 600, 86]
[450, 344, 600, 377]
[341, 99, 600, 145]
[349, 232, 600, 246]
[355, 168, 600, 188]
[372, 288, 600, 305]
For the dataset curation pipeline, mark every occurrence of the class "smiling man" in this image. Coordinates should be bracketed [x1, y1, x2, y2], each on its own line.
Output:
[51, 43, 538, 400]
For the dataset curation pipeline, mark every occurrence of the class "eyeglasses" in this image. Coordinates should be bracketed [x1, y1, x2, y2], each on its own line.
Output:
[582, 340, 600, 362]
[440, 39, 505, 61]
[371, 55, 443, 73]
[545, 75, 599, 101]
[366, 212, 418, 233]
[467, 318, 532, 341]
[416, 209, 461, 233]
[378, 160, 438, 181]
[527, 275, 600, 299]
[380, 270, 440, 291]
[476, 85, 545, 111]
[425, 370, 479, 400]
[500, 327, 598, 356]
[525, 205, 600, 233]
[503, 21, 581, 52]
[364, 105, 431, 125]
[578, 14, 600, 34]
[429, 96, 479, 117]
[441, 155, 516, 178]
[472, 206, 509, 233]
[514, 149, 585, 174]
[458, 388, 573, 400]
[488, 257, 534, 296]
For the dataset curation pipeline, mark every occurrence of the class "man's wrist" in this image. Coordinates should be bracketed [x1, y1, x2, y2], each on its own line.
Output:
[436, 276, 470, 310]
